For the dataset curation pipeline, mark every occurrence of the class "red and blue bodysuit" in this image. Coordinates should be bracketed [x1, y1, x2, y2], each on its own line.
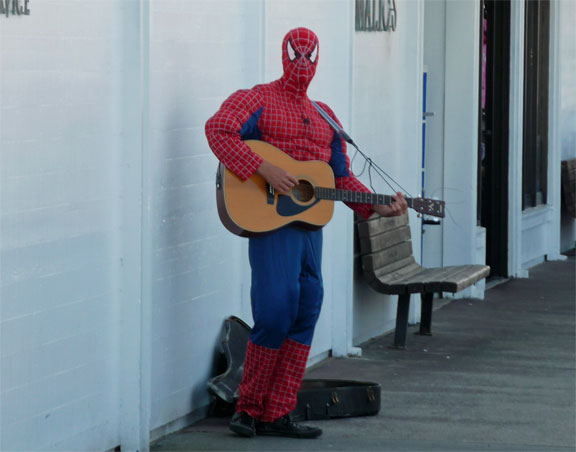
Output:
[206, 28, 374, 423]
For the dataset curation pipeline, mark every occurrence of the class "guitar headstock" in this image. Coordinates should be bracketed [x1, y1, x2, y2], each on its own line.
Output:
[412, 197, 445, 218]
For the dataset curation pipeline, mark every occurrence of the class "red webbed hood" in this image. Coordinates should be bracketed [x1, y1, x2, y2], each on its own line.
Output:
[280, 28, 319, 97]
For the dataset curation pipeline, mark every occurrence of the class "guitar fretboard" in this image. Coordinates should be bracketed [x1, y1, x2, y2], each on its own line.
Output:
[314, 187, 414, 208]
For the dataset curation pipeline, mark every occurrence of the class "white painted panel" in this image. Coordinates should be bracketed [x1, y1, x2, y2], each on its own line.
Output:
[522, 207, 553, 269]
[0, 0, 127, 450]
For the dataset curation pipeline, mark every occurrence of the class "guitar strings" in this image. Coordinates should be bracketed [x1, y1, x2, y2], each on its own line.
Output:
[349, 141, 414, 198]
[348, 142, 458, 223]
[356, 148, 457, 222]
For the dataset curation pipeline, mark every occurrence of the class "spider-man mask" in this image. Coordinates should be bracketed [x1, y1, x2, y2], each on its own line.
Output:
[280, 28, 319, 96]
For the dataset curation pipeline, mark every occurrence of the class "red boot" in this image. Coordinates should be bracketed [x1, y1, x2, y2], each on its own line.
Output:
[235, 340, 280, 420]
[261, 338, 310, 422]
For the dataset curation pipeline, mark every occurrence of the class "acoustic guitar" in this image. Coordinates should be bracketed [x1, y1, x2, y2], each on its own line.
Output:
[216, 140, 445, 237]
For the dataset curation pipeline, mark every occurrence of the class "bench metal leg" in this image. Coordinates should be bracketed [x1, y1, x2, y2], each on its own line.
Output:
[417, 292, 434, 336]
[391, 293, 411, 349]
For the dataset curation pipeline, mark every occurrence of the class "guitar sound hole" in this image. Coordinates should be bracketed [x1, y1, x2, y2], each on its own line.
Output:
[292, 180, 315, 202]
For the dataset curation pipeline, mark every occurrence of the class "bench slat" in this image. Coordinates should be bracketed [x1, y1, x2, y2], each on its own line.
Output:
[371, 264, 491, 295]
[369, 265, 427, 294]
[393, 265, 490, 293]
[361, 241, 413, 271]
[372, 256, 417, 279]
[357, 214, 409, 238]
[375, 266, 448, 294]
[363, 257, 418, 293]
[441, 265, 491, 292]
[359, 225, 411, 254]
[402, 267, 460, 292]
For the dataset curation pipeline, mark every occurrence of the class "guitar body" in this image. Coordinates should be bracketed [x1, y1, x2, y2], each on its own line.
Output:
[216, 140, 335, 237]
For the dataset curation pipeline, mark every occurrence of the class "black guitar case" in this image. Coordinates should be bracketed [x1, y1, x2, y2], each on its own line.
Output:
[291, 379, 380, 421]
[207, 316, 381, 420]
[207, 316, 252, 404]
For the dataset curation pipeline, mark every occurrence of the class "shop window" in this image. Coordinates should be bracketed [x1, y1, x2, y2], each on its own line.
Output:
[522, 0, 550, 209]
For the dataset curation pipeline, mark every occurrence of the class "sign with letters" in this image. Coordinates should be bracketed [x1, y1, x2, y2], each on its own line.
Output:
[1, 0, 31, 17]
[356, 0, 397, 32]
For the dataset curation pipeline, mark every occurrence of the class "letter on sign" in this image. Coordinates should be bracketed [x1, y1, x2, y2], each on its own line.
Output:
[356, 0, 397, 32]
[1, 0, 31, 17]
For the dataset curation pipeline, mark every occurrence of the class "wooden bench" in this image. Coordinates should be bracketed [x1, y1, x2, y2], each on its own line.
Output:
[561, 159, 576, 218]
[357, 214, 490, 349]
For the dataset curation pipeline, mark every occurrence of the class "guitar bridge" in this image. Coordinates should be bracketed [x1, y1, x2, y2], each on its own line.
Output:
[266, 183, 275, 205]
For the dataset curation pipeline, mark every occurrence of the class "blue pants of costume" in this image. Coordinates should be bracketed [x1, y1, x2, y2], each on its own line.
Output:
[248, 226, 324, 350]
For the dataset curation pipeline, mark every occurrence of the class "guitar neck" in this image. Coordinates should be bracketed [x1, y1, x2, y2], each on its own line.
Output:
[315, 187, 415, 208]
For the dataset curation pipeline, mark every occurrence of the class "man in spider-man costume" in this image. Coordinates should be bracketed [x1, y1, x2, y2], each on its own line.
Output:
[206, 28, 407, 439]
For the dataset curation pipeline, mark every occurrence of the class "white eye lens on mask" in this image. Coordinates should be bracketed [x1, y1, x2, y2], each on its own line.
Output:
[287, 40, 299, 62]
[309, 45, 318, 64]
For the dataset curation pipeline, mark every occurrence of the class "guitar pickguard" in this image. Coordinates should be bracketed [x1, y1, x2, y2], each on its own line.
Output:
[277, 195, 320, 217]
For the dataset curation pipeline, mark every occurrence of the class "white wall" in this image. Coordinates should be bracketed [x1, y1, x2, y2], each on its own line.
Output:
[351, 0, 424, 344]
[0, 1, 127, 450]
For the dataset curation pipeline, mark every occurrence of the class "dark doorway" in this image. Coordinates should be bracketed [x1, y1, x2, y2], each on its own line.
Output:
[479, 0, 511, 278]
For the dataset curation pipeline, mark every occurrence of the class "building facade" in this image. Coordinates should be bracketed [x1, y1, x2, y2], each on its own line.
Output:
[1, 0, 574, 450]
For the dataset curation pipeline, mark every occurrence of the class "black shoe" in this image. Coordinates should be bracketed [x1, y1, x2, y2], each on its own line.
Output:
[230, 411, 256, 437]
[256, 415, 322, 439]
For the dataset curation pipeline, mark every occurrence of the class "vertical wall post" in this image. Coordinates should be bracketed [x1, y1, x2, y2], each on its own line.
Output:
[0, 14, 4, 451]
[120, 0, 151, 450]
[508, 0, 529, 277]
[330, 0, 360, 358]
[442, 0, 481, 286]
[545, 0, 566, 262]
[410, 0, 425, 322]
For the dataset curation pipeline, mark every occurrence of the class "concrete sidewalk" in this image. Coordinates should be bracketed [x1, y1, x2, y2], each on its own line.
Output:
[151, 256, 576, 452]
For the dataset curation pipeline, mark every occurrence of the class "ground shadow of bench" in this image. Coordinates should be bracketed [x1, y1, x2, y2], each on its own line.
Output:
[357, 213, 490, 349]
